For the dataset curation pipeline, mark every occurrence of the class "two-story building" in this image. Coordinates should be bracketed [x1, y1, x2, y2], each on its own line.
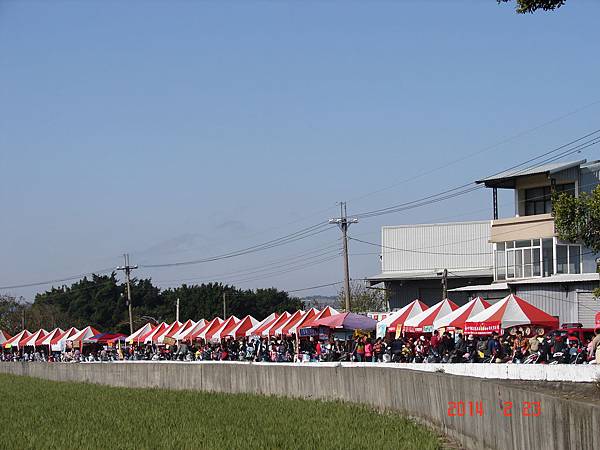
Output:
[450, 159, 600, 327]
[367, 221, 494, 309]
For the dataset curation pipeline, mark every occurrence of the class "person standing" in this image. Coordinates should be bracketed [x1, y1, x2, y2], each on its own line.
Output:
[590, 328, 600, 364]
[364, 338, 373, 363]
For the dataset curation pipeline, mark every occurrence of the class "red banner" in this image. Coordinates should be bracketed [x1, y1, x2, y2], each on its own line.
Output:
[463, 322, 502, 335]
[595, 312, 600, 328]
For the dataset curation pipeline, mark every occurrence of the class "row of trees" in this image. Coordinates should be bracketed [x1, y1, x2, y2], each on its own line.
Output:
[1, 276, 303, 335]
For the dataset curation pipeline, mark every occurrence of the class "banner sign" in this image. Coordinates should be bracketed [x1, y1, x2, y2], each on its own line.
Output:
[423, 325, 434, 333]
[464, 322, 502, 335]
[595, 312, 600, 327]
[318, 326, 329, 340]
[299, 328, 317, 337]
[376, 324, 387, 339]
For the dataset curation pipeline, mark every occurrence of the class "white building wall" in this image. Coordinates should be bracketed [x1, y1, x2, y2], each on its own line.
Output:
[381, 221, 493, 274]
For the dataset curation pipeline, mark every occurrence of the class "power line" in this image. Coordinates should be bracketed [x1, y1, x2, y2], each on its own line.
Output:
[353, 129, 600, 219]
[140, 222, 332, 268]
[286, 281, 343, 293]
[0, 268, 115, 291]
[347, 99, 600, 204]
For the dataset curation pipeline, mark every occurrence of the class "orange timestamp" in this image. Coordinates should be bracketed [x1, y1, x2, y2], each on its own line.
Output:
[447, 401, 541, 417]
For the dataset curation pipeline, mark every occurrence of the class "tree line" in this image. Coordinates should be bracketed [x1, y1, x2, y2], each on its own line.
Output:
[0, 274, 303, 335]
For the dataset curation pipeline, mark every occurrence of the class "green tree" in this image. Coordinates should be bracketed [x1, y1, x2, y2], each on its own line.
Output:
[553, 185, 600, 296]
[337, 281, 387, 313]
[0, 295, 27, 335]
[497, 0, 566, 13]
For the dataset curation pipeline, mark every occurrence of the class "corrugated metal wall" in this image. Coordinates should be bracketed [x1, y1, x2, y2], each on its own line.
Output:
[513, 284, 578, 324]
[576, 291, 600, 328]
[381, 221, 493, 273]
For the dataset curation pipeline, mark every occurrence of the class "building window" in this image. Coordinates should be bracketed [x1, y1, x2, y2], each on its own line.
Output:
[542, 238, 553, 277]
[495, 239, 541, 281]
[556, 244, 581, 275]
[524, 183, 575, 216]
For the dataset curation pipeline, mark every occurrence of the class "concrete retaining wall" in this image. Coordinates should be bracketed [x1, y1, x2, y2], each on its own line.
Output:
[1, 362, 598, 450]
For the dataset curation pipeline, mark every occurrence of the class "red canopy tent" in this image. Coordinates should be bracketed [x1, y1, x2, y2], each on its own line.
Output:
[20, 329, 48, 347]
[3, 330, 31, 349]
[172, 319, 195, 341]
[246, 313, 279, 337]
[260, 312, 291, 337]
[433, 297, 490, 331]
[275, 310, 305, 336]
[179, 319, 207, 342]
[126, 323, 155, 344]
[144, 322, 169, 344]
[210, 316, 240, 342]
[403, 299, 459, 333]
[0, 330, 12, 346]
[192, 317, 223, 342]
[464, 294, 559, 335]
[288, 308, 320, 335]
[70, 326, 101, 345]
[89, 333, 127, 344]
[377, 299, 428, 337]
[157, 321, 183, 344]
[227, 315, 259, 339]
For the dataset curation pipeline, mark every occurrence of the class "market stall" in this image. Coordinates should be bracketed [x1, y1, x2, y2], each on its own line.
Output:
[464, 294, 559, 336]
[433, 297, 490, 331]
[403, 299, 459, 334]
[246, 313, 279, 337]
[227, 315, 258, 339]
[209, 316, 240, 342]
[3, 330, 30, 350]
[125, 323, 155, 345]
[376, 299, 428, 338]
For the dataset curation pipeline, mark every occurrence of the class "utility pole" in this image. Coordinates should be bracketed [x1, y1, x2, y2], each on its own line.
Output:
[329, 202, 358, 312]
[441, 268, 448, 299]
[176, 298, 180, 323]
[116, 253, 138, 335]
[222, 292, 227, 318]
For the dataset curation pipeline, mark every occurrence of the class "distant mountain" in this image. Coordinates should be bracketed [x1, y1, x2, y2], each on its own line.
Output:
[301, 295, 338, 309]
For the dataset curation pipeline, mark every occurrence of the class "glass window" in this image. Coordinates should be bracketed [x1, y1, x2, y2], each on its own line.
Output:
[556, 245, 568, 274]
[515, 250, 523, 278]
[542, 238, 554, 277]
[523, 183, 575, 216]
[507, 250, 515, 279]
[523, 249, 532, 278]
[496, 242, 505, 251]
[516, 240, 531, 248]
[533, 248, 541, 277]
[506, 241, 514, 249]
[568, 246, 581, 274]
[495, 250, 506, 281]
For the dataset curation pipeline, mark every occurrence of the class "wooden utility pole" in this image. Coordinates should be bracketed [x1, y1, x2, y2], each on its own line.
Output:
[441, 268, 448, 299]
[222, 292, 227, 318]
[329, 202, 358, 312]
[117, 253, 138, 335]
[176, 297, 180, 323]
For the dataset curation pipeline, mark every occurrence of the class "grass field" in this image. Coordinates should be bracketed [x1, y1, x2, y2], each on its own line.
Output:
[0, 373, 440, 450]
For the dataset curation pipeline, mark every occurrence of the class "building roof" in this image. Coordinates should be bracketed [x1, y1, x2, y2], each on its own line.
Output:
[448, 273, 600, 292]
[475, 159, 586, 189]
[368, 268, 493, 283]
[449, 282, 509, 292]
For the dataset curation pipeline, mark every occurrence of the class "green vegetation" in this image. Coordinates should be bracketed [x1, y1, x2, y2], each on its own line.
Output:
[497, 0, 566, 13]
[0, 374, 440, 450]
[553, 185, 600, 296]
[1, 278, 303, 335]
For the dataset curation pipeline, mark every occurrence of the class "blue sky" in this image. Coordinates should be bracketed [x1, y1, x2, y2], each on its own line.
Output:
[1, 0, 599, 300]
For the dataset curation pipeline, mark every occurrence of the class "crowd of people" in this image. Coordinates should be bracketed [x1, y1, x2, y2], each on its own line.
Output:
[2, 327, 600, 364]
